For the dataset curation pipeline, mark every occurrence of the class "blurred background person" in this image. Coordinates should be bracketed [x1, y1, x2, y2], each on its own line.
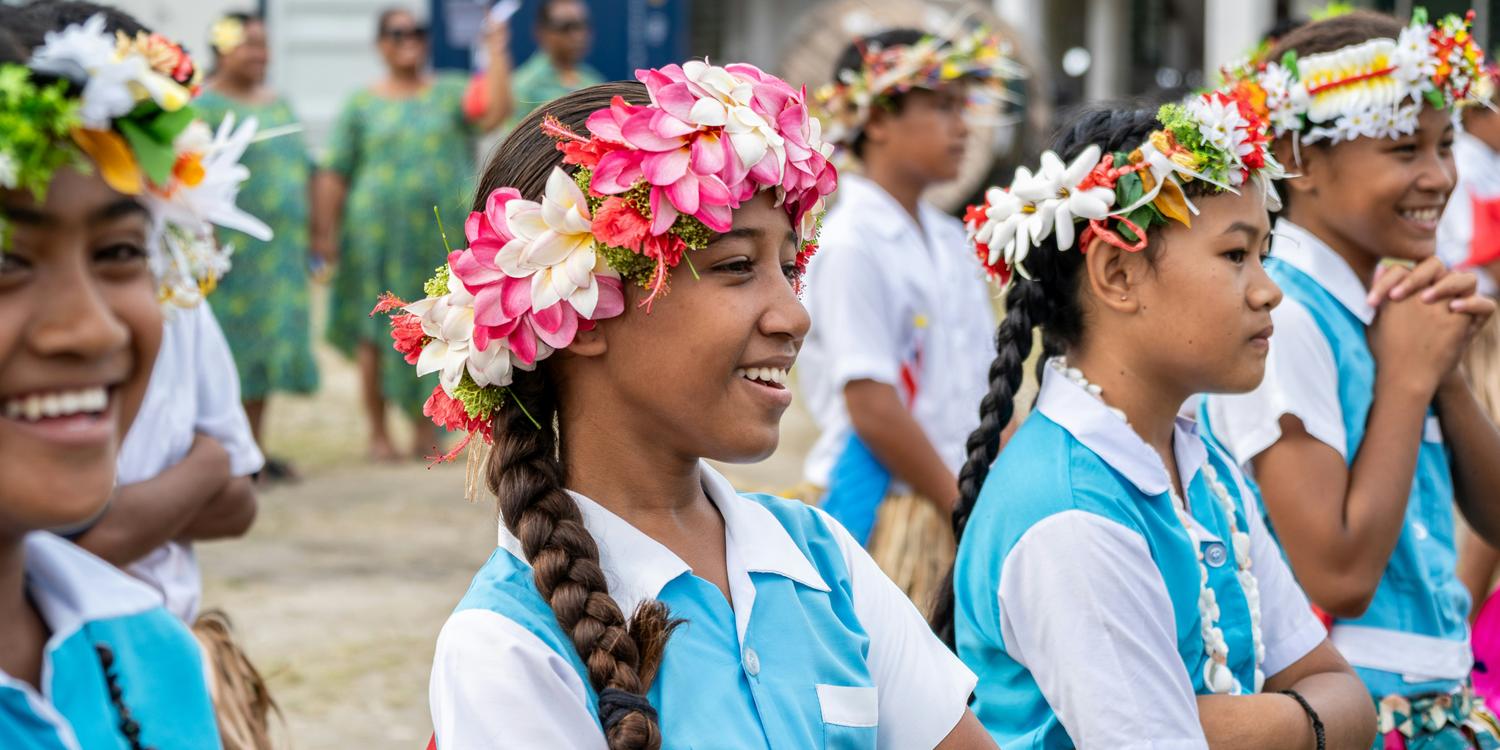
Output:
[196, 10, 319, 483]
[312, 6, 509, 462]
[500, 0, 601, 133]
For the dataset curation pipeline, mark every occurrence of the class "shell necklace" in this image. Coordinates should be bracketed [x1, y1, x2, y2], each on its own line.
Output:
[1050, 358, 1265, 694]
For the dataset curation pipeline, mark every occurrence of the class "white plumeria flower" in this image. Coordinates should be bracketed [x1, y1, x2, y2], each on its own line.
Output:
[28, 14, 135, 128]
[406, 272, 514, 395]
[0, 151, 17, 190]
[1392, 24, 1437, 93]
[498, 166, 612, 317]
[27, 14, 191, 128]
[1027, 145, 1113, 252]
[681, 60, 786, 181]
[1189, 95, 1250, 162]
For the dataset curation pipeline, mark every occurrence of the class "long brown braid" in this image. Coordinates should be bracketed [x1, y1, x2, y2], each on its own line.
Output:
[479, 83, 679, 750]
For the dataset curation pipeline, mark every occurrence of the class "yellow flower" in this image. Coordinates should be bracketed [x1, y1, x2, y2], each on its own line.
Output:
[210, 17, 245, 56]
[72, 128, 142, 195]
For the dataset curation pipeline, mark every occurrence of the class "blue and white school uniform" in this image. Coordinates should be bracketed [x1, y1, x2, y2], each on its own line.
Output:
[0, 532, 221, 749]
[954, 364, 1326, 748]
[1203, 220, 1472, 700]
[799, 174, 994, 541]
[429, 463, 976, 749]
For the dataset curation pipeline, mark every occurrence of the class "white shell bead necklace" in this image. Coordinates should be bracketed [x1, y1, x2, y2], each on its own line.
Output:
[1049, 358, 1265, 694]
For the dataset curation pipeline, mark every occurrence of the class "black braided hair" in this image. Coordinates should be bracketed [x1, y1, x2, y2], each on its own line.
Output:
[930, 105, 1217, 646]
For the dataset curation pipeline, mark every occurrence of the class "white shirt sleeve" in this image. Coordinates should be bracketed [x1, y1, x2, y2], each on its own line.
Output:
[1438, 180, 1474, 271]
[430, 608, 607, 750]
[188, 304, 264, 477]
[998, 510, 1209, 750]
[807, 241, 906, 389]
[818, 508, 977, 750]
[1205, 298, 1347, 464]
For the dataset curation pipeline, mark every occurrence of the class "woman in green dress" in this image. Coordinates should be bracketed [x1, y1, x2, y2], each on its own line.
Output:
[197, 12, 319, 480]
[312, 7, 510, 461]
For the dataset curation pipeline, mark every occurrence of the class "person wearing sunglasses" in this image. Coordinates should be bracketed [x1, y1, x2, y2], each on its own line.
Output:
[502, 0, 602, 133]
[312, 5, 510, 462]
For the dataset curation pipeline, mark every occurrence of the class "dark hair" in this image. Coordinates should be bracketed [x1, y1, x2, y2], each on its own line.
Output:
[9, 0, 148, 48]
[929, 105, 1218, 646]
[537, 0, 588, 29]
[831, 28, 930, 158]
[476, 81, 679, 750]
[0, 9, 26, 65]
[375, 6, 419, 38]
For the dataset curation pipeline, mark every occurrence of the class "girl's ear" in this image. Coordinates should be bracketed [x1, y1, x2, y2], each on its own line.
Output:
[1082, 233, 1147, 314]
[567, 323, 608, 358]
[1274, 137, 1320, 202]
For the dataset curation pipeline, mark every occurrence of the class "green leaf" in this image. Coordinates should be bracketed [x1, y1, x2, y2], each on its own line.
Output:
[1425, 87, 1445, 110]
[144, 105, 197, 144]
[1116, 171, 1145, 209]
[117, 118, 175, 185]
[1280, 51, 1299, 79]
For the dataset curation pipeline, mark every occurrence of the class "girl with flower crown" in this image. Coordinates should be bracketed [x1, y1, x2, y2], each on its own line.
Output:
[928, 92, 1376, 748]
[0, 3, 270, 747]
[391, 64, 993, 748]
[1202, 11, 1500, 746]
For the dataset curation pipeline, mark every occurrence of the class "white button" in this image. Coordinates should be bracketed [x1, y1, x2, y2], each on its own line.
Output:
[1414, 522, 1429, 540]
[744, 647, 760, 676]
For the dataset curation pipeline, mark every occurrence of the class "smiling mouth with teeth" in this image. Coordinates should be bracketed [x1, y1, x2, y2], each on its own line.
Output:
[2, 386, 110, 422]
[1399, 207, 1442, 223]
[734, 367, 790, 389]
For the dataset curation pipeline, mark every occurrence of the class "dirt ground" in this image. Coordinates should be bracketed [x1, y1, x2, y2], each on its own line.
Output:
[198, 290, 817, 749]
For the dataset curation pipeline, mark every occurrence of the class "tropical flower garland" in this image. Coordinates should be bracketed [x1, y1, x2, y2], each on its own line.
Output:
[1223, 8, 1487, 145]
[376, 60, 837, 459]
[814, 26, 1024, 147]
[0, 14, 271, 307]
[964, 86, 1282, 288]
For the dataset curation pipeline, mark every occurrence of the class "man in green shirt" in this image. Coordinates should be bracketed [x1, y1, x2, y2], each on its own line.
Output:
[505, 0, 604, 132]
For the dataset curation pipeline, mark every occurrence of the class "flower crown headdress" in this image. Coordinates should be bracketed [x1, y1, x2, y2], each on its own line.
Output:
[965, 87, 1284, 288]
[1224, 8, 1488, 145]
[0, 14, 271, 308]
[375, 61, 838, 461]
[814, 26, 1024, 147]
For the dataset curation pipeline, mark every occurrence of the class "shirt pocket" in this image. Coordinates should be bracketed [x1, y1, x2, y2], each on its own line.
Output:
[817, 684, 878, 749]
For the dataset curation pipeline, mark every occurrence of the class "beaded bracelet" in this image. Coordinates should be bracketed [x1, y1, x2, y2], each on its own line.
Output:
[1280, 689, 1326, 750]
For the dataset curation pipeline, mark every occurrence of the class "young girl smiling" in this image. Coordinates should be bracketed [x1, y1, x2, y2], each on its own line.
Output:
[1204, 11, 1500, 746]
[0, 4, 267, 746]
[932, 94, 1375, 747]
[395, 65, 994, 748]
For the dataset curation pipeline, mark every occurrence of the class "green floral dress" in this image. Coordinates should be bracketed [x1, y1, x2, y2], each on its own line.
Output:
[323, 74, 475, 414]
[193, 90, 320, 400]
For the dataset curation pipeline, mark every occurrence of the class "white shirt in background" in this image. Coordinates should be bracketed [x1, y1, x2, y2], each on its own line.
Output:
[116, 302, 264, 622]
[799, 173, 996, 489]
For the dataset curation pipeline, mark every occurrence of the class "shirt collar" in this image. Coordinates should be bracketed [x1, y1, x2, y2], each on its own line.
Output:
[1034, 362, 1207, 498]
[1271, 219, 1375, 324]
[498, 462, 829, 617]
[23, 532, 163, 642]
[836, 173, 928, 242]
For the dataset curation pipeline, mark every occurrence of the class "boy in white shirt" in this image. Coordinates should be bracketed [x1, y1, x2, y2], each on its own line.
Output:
[802, 27, 1018, 602]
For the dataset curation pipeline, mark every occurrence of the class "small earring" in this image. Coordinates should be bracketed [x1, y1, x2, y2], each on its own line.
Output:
[1119, 294, 1128, 301]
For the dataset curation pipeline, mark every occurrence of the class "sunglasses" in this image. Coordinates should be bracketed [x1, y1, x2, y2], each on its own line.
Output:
[381, 25, 428, 43]
[546, 19, 588, 33]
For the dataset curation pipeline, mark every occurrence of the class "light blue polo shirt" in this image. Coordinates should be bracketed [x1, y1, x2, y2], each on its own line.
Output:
[429, 462, 976, 749]
[955, 363, 1326, 748]
[1203, 220, 1472, 700]
[0, 532, 221, 749]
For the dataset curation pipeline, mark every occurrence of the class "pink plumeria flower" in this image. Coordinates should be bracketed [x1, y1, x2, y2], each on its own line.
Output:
[498, 167, 618, 317]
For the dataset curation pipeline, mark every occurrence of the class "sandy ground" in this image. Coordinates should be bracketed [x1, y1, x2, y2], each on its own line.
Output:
[198, 289, 817, 748]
